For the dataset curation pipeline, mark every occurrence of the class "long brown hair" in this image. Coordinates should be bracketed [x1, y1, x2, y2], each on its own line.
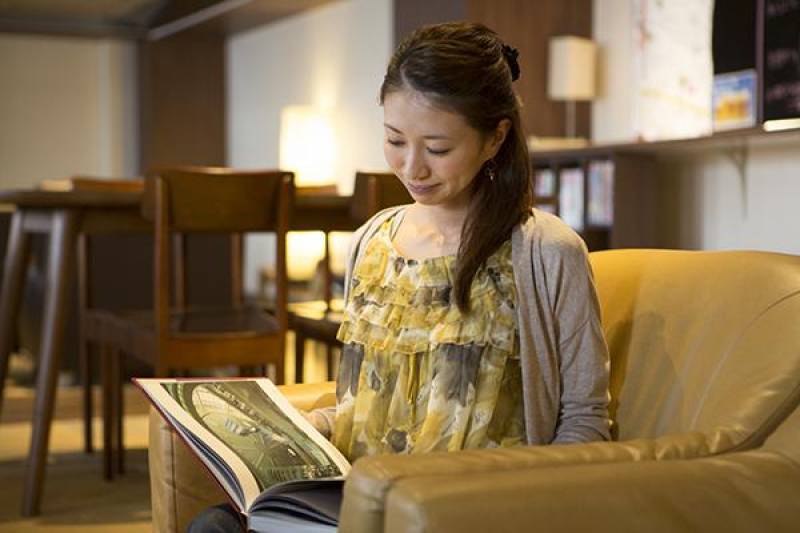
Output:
[380, 22, 532, 312]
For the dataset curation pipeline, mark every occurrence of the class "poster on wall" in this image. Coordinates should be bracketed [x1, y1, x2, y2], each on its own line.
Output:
[633, 0, 715, 141]
[713, 69, 758, 130]
[763, 0, 800, 121]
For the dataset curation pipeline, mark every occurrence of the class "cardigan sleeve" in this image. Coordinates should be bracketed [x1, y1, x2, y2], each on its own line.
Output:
[542, 230, 611, 444]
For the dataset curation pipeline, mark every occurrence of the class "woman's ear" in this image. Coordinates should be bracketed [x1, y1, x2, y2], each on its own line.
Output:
[484, 118, 512, 160]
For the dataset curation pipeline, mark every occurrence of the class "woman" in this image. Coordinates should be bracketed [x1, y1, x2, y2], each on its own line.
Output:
[190, 21, 610, 531]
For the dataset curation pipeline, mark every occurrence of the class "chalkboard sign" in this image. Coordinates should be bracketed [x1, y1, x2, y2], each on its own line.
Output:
[763, 0, 800, 120]
[713, 0, 757, 74]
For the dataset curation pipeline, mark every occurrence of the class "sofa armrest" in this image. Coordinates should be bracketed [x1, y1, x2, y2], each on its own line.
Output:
[149, 381, 337, 533]
[340, 430, 728, 533]
[382, 448, 800, 533]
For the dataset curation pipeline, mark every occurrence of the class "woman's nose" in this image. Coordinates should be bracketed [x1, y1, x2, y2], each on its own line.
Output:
[401, 149, 428, 180]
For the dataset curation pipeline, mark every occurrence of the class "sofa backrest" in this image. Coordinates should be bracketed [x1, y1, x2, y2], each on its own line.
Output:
[590, 249, 800, 453]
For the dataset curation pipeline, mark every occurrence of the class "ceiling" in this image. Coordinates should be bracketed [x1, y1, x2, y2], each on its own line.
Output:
[0, 0, 339, 40]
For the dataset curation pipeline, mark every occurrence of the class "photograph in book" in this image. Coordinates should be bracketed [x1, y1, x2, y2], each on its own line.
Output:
[136, 377, 350, 522]
[161, 380, 342, 490]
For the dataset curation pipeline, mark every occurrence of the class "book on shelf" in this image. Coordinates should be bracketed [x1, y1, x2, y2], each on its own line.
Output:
[533, 168, 557, 198]
[136, 377, 348, 533]
[586, 160, 614, 227]
[39, 177, 144, 193]
[558, 167, 585, 232]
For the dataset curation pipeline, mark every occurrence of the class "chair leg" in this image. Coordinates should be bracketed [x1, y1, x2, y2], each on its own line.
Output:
[78, 234, 93, 455]
[113, 350, 124, 475]
[80, 339, 93, 454]
[100, 344, 114, 481]
[273, 353, 285, 386]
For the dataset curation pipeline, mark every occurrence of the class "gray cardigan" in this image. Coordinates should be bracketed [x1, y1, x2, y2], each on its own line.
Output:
[313, 205, 611, 445]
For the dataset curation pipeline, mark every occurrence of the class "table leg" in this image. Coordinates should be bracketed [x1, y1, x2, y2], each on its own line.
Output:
[295, 329, 305, 384]
[22, 210, 79, 516]
[0, 211, 31, 416]
[326, 344, 335, 381]
[323, 233, 332, 309]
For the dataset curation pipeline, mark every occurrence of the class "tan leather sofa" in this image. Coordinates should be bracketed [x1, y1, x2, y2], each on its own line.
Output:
[148, 249, 800, 532]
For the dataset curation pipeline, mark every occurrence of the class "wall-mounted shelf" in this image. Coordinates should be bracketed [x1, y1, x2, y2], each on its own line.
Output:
[530, 125, 800, 252]
[530, 126, 800, 161]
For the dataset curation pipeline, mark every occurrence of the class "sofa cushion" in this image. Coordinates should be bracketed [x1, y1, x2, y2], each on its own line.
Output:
[591, 250, 800, 451]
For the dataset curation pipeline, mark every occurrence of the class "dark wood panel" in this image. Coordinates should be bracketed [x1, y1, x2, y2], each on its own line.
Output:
[138, 30, 231, 312]
[393, 0, 466, 46]
[138, 29, 226, 171]
[467, 0, 592, 139]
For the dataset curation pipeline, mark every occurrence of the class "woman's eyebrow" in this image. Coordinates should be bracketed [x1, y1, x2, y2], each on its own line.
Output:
[384, 123, 450, 140]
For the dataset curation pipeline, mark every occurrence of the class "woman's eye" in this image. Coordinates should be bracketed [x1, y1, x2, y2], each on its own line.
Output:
[386, 139, 405, 147]
[427, 148, 451, 155]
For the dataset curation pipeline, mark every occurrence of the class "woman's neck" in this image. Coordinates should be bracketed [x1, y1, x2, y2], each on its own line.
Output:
[407, 202, 468, 239]
[390, 202, 468, 259]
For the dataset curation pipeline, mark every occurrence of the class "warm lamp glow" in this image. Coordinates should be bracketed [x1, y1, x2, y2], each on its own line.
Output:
[279, 106, 337, 187]
[287, 231, 326, 281]
[279, 105, 338, 281]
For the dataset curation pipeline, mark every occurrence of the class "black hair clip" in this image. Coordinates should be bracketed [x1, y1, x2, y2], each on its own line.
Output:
[501, 44, 520, 81]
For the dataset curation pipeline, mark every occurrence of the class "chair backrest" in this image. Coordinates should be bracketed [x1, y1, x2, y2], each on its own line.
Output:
[142, 167, 293, 336]
[142, 167, 294, 232]
[590, 249, 800, 453]
[349, 171, 412, 224]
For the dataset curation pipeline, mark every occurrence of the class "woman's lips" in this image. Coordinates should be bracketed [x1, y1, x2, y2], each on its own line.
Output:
[406, 182, 440, 195]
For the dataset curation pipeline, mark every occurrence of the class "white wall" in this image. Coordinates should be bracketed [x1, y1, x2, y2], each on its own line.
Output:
[0, 34, 138, 188]
[227, 0, 392, 186]
[227, 0, 393, 292]
[593, 0, 800, 254]
[655, 135, 800, 254]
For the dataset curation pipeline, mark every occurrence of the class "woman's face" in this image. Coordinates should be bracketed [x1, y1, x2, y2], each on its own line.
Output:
[382, 89, 506, 211]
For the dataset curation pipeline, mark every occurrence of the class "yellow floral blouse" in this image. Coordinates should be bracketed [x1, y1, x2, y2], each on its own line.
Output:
[333, 215, 525, 461]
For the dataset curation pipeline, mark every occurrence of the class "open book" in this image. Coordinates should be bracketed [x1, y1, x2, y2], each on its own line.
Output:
[135, 378, 349, 533]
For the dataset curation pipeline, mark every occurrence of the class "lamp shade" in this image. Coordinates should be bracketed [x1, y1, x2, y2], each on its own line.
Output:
[548, 36, 597, 101]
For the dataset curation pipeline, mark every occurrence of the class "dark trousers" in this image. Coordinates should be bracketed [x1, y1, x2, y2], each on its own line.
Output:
[187, 503, 244, 533]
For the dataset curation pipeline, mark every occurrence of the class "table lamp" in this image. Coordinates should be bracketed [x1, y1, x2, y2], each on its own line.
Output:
[548, 36, 597, 139]
[279, 105, 336, 281]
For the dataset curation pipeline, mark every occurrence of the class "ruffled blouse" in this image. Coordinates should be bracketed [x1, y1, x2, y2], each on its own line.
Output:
[333, 215, 525, 461]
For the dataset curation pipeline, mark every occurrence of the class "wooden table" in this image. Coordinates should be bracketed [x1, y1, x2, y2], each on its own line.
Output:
[0, 189, 146, 516]
[0, 186, 358, 516]
[288, 299, 344, 382]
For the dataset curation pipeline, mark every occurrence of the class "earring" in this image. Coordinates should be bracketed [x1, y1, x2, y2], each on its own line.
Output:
[485, 159, 497, 182]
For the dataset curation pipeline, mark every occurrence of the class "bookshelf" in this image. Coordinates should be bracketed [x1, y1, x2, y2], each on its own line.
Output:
[532, 151, 657, 251]
[530, 126, 800, 251]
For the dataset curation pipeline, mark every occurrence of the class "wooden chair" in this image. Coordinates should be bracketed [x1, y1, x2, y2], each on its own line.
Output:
[290, 171, 411, 382]
[83, 167, 293, 479]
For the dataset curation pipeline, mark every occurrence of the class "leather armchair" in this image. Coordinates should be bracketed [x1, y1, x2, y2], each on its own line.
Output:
[148, 250, 800, 532]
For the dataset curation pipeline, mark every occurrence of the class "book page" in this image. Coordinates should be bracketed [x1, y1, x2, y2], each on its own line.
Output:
[138, 378, 350, 512]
